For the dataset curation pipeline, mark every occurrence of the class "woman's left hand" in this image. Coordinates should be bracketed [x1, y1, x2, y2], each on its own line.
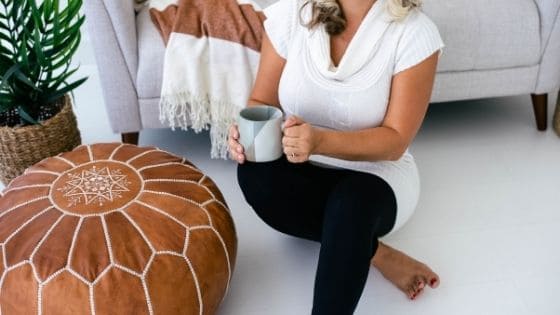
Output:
[282, 116, 322, 163]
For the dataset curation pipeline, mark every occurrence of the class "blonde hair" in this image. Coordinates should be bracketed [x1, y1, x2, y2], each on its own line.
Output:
[303, 0, 421, 36]
[386, 0, 422, 20]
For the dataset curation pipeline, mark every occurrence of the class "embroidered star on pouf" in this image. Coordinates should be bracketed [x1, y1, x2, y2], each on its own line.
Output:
[57, 165, 131, 207]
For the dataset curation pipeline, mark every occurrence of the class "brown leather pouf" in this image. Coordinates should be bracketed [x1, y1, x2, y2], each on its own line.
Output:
[0, 143, 237, 314]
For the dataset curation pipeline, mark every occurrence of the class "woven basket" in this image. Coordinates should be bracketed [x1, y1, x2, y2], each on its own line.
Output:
[0, 95, 81, 185]
[554, 91, 560, 137]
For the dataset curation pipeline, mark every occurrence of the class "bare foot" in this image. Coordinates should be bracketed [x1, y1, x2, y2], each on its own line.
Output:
[371, 242, 440, 300]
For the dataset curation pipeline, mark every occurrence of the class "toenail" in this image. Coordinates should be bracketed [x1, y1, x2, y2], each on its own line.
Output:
[430, 278, 437, 286]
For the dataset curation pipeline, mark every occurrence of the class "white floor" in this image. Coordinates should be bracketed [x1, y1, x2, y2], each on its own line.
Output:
[3, 34, 560, 315]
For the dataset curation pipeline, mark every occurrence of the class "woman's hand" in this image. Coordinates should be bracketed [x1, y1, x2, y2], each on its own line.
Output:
[228, 124, 246, 164]
[282, 116, 322, 163]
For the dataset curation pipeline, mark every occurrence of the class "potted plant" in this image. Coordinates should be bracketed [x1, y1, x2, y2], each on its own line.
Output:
[0, 0, 86, 185]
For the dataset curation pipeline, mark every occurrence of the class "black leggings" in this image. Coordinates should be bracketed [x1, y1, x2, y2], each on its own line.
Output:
[237, 157, 397, 315]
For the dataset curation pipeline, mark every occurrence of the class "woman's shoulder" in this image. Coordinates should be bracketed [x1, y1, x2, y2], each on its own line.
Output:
[391, 9, 444, 74]
[262, 0, 305, 58]
[263, 0, 311, 26]
[263, 0, 304, 35]
[397, 9, 442, 42]
[263, 0, 301, 19]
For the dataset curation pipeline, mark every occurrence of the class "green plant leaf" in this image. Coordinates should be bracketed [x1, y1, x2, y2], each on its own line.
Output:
[47, 66, 77, 90]
[58, 0, 82, 25]
[0, 45, 11, 57]
[43, 77, 86, 104]
[0, 63, 19, 90]
[56, 43, 80, 70]
[0, 53, 12, 71]
[41, 25, 80, 49]
[52, 0, 60, 46]
[42, 0, 54, 22]
[0, 31, 11, 43]
[31, 28, 48, 67]
[10, 0, 21, 19]
[13, 2, 32, 33]
[17, 105, 39, 125]
[0, 100, 13, 111]
[48, 37, 80, 70]
[17, 33, 30, 69]
[28, 0, 43, 33]
[11, 83, 33, 102]
[14, 70, 41, 91]
[43, 33, 78, 61]
[0, 91, 13, 105]
[0, 19, 10, 31]
[41, 14, 84, 46]
[52, 15, 84, 40]
[41, 60, 70, 87]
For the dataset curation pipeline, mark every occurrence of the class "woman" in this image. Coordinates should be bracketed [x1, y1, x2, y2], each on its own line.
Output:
[228, 0, 444, 313]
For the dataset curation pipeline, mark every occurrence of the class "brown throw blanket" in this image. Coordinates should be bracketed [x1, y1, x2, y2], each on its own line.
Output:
[149, 0, 266, 158]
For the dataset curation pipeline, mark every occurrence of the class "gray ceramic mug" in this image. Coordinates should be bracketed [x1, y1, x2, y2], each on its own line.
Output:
[238, 105, 283, 162]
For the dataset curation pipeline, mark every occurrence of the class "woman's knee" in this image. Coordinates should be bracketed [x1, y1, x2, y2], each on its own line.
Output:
[323, 173, 397, 241]
[237, 164, 288, 233]
[237, 160, 285, 213]
[325, 173, 394, 225]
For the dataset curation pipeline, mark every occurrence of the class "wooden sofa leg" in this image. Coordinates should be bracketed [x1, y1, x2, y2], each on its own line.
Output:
[554, 91, 560, 136]
[121, 132, 139, 145]
[531, 94, 548, 131]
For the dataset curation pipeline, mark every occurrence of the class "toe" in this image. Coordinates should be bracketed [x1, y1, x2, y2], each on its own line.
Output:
[407, 287, 416, 300]
[420, 265, 439, 288]
[415, 276, 426, 290]
[428, 274, 440, 288]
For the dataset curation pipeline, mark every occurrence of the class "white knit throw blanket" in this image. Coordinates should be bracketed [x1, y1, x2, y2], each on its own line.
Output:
[149, 0, 265, 158]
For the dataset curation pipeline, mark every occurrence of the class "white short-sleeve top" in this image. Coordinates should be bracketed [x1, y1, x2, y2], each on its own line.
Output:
[263, 0, 444, 235]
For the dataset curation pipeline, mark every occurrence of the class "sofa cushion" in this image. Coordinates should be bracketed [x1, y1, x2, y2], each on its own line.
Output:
[424, 0, 541, 72]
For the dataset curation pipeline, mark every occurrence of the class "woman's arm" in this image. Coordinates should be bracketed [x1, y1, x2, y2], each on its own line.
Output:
[284, 52, 439, 162]
[229, 32, 286, 163]
[247, 33, 286, 107]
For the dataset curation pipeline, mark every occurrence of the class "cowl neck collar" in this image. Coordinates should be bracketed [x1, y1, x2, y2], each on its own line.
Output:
[307, 0, 391, 81]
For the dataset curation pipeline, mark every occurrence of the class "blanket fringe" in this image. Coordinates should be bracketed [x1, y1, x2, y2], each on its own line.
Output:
[159, 92, 240, 159]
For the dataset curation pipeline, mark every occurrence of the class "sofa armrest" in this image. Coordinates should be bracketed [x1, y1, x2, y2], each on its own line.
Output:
[533, 0, 560, 93]
[534, 0, 560, 49]
[83, 0, 142, 133]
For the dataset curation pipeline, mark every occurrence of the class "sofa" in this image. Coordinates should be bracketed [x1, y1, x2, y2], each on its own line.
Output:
[83, 0, 560, 144]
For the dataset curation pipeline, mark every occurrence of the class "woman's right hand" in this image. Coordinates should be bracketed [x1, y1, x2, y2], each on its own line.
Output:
[228, 124, 246, 164]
